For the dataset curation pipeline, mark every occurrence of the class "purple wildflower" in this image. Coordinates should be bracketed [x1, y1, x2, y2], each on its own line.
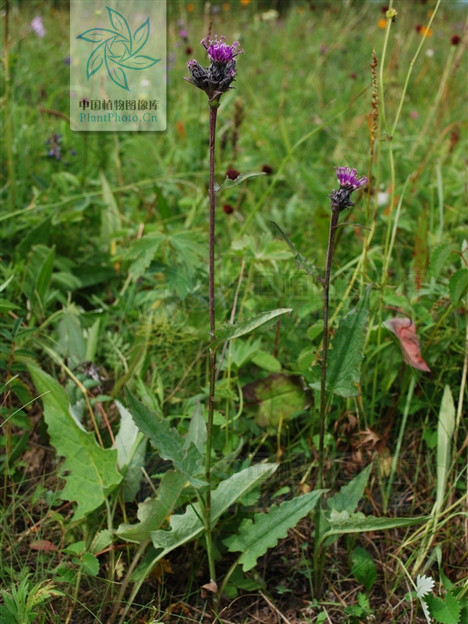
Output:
[329, 166, 368, 212]
[31, 16, 46, 38]
[186, 35, 243, 101]
[46, 134, 62, 161]
[334, 166, 368, 191]
[179, 28, 188, 40]
[202, 35, 243, 63]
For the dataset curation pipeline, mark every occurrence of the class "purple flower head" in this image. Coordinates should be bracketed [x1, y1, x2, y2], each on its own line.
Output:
[186, 35, 243, 102]
[31, 16, 46, 38]
[202, 35, 243, 64]
[334, 166, 368, 190]
[179, 28, 188, 40]
[329, 166, 368, 213]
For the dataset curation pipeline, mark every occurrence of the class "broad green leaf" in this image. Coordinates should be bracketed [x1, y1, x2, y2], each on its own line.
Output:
[79, 552, 99, 577]
[326, 285, 370, 397]
[215, 171, 266, 193]
[28, 364, 122, 520]
[243, 374, 307, 429]
[434, 385, 455, 515]
[449, 269, 468, 304]
[151, 463, 278, 557]
[184, 402, 207, 456]
[57, 306, 86, 367]
[351, 547, 377, 592]
[114, 401, 147, 501]
[327, 463, 372, 514]
[429, 243, 456, 279]
[425, 593, 461, 624]
[319, 510, 428, 545]
[251, 350, 281, 372]
[270, 220, 322, 281]
[215, 308, 292, 347]
[125, 389, 205, 488]
[223, 489, 325, 572]
[116, 470, 187, 543]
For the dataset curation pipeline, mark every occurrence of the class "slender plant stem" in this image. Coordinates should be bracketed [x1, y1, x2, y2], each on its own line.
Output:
[317, 209, 340, 491]
[313, 207, 339, 598]
[3, 0, 15, 211]
[205, 101, 219, 587]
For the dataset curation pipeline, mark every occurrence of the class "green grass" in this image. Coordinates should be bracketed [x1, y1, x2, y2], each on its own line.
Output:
[1, 1, 467, 623]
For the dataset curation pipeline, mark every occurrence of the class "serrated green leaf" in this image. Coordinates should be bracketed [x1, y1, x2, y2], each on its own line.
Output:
[351, 547, 377, 592]
[297, 347, 316, 372]
[215, 171, 266, 193]
[116, 470, 187, 543]
[151, 463, 278, 557]
[429, 243, 456, 279]
[126, 232, 165, 278]
[27, 364, 122, 520]
[449, 269, 468, 304]
[270, 220, 322, 280]
[434, 385, 455, 515]
[425, 593, 461, 624]
[223, 489, 325, 571]
[326, 286, 370, 397]
[215, 308, 292, 347]
[125, 389, 205, 488]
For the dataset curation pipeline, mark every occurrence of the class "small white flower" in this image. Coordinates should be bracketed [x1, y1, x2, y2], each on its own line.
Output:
[416, 575, 435, 624]
[377, 191, 390, 206]
[426, 48, 434, 58]
[416, 574, 435, 598]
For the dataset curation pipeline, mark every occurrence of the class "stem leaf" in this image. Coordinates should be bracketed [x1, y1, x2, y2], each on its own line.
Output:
[214, 308, 292, 347]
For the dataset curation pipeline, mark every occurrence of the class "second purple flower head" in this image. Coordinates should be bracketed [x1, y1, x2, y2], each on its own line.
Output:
[186, 35, 243, 102]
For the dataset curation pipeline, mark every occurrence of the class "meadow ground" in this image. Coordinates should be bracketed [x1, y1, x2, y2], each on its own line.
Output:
[1, 1, 467, 623]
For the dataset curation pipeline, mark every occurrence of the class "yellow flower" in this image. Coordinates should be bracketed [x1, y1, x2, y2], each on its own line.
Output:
[385, 8, 397, 19]
[186, 3, 195, 12]
[378, 18, 387, 29]
[222, 2, 230, 10]
[240, 0, 251, 6]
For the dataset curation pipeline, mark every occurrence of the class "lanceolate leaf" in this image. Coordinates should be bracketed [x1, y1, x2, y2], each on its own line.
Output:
[326, 285, 371, 397]
[125, 389, 205, 488]
[116, 470, 187, 543]
[214, 308, 292, 347]
[270, 220, 322, 281]
[151, 463, 278, 557]
[28, 364, 122, 520]
[449, 269, 468, 304]
[434, 385, 455, 515]
[318, 510, 428, 545]
[214, 171, 266, 193]
[223, 489, 325, 572]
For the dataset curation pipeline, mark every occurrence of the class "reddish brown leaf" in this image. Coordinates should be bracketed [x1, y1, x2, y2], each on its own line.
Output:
[30, 539, 58, 552]
[384, 317, 430, 372]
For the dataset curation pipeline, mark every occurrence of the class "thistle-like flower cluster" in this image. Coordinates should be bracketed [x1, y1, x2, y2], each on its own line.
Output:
[329, 166, 368, 212]
[186, 35, 243, 102]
